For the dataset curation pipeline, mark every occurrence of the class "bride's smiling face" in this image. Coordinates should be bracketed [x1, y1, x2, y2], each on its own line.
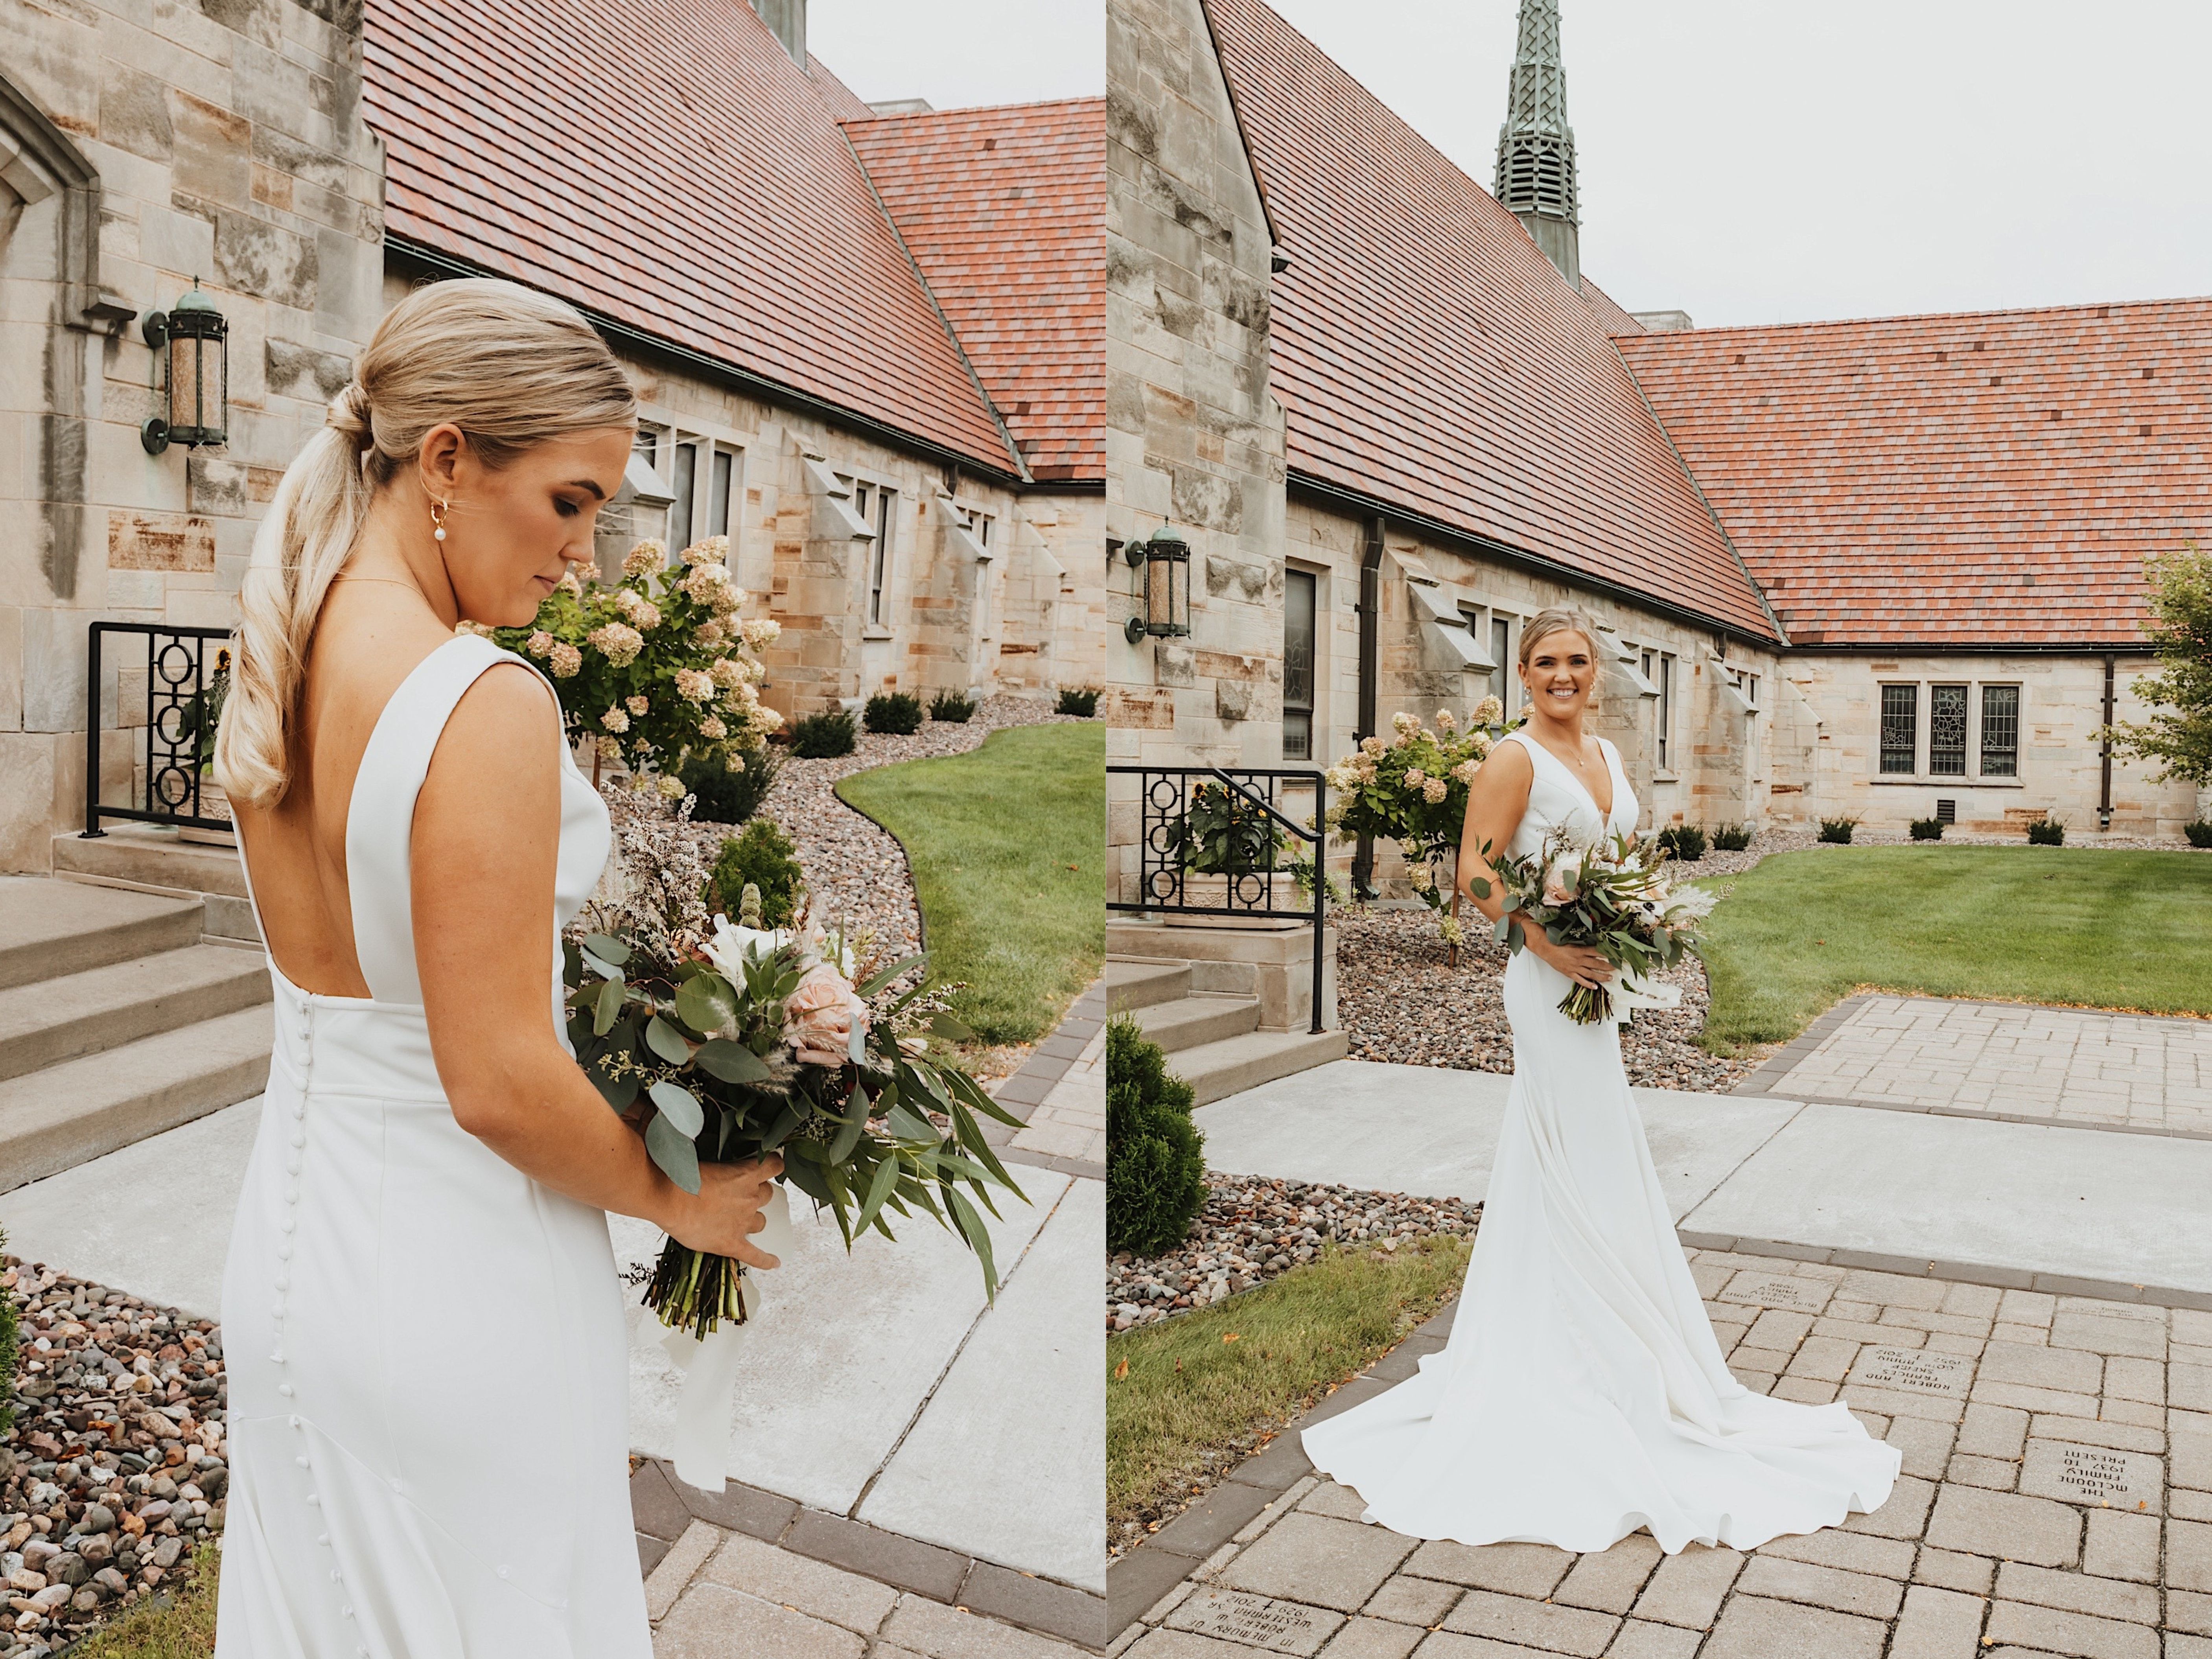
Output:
[1519, 630, 1598, 722]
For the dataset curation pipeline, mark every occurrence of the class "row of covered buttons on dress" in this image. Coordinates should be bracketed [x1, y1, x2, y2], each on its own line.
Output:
[274, 999, 373, 1659]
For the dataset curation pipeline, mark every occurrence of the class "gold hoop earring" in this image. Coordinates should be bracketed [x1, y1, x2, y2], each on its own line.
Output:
[430, 499, 449, 543]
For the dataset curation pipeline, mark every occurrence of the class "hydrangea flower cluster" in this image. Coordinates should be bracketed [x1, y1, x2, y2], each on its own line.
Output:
[1324, 696, 1513, 928]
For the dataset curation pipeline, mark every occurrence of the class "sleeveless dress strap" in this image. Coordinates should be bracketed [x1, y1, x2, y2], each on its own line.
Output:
[344, 633, 525, 1004]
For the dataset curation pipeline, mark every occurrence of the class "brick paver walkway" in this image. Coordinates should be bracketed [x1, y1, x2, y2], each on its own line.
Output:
[1113, 1247, 2212, 1659]
[1014, 1023, 1107, 1168]
[1753, 995, 2212, 1138]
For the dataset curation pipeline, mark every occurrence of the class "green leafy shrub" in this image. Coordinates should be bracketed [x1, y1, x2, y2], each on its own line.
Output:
[708, 818, 802, 927]
[930, 689, 976, 723]
[1910, 818, 1947, 841]
[1818, 817, 1859, 844]
[1711, 822, 1751, 852]
[1657, 823, 1708, 862]
[1057, 686, 1102, 717]
[1, 1227, 17, 1438]
[865, 692, 924, 736]
[1107, 1016, 1206, 1257]
[788, 708, 858, 759]
[2187, 820, 2212, 849]
[679, 742, 778, 826]
[2027, 815, 2066, 846]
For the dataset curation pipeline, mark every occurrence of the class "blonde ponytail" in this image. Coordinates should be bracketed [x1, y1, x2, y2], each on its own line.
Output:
[213, 278, 636, 807]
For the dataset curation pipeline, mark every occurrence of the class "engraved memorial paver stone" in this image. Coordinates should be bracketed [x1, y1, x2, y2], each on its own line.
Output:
[1718, 1271, 1834, 1315]
[1847, 1346, 1974, 1399]
[1167, 1589, 1347, 1655]
[2019, 1440, 2163, 1514]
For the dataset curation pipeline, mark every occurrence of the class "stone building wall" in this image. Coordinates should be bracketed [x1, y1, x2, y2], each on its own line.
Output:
[1105, 0, 1287, 905]
[1, 0, 384, 873]
[1781, 652, 2203, 836]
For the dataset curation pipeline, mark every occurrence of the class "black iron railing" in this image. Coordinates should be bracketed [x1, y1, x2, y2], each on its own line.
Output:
[1107, 766, 1329, 1035]
[83, 621, 234, 837]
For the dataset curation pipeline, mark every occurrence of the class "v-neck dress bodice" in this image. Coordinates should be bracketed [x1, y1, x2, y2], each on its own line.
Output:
[1302, 720, 1900, 1555]
[215, 635, 648, 1657]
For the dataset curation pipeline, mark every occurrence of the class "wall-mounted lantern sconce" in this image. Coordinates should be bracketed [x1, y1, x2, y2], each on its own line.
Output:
[1122, 530, 1192, 644]
[140, 284, 228, 455]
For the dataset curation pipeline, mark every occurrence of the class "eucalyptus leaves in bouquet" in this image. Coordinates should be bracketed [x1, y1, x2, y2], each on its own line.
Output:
[567, 785, 1027, 1340]
[1324, 702, 1514, 929]
[490, 535, 785, 788]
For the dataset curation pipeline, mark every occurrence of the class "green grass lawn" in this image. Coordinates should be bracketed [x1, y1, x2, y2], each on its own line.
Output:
[1107, 1239, 1471, 1531]
[64, 1545, 219, 1657]
[1695, 846, 2212, 1053]
[837, 721, 1103, 1046]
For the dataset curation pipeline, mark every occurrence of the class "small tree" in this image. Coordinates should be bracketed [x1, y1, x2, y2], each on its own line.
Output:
[2107, 545, 2212, 786]
[1105, 1016, 1206, 1256]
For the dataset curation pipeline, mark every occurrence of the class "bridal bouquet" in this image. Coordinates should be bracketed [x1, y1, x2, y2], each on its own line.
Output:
[566, 786, 1028, 1341]
[1471, 827, 1719, 1024]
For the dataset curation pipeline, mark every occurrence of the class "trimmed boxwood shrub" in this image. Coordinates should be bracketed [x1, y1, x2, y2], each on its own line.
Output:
[1106, 1015, 1206, 1257]
[864, 692, 924, 736]
[2188, 820, 2212, 849]
[1057, 686, 1102, 717]
[2027, 815, 2066, 846]
[709, 818, 803, 928]
[679, 743, 778, 826]
[1910, 818, 1947, 841]
[1818, 817, 1859, 844]
[788, 708, 858, 759]
[930, 689, 976, 724]
[1656, 824, 1707, 862]
[1710, 822, 1752, 852]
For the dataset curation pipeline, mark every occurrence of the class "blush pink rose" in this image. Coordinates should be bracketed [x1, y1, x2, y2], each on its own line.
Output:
[785, 964, 864, 1066]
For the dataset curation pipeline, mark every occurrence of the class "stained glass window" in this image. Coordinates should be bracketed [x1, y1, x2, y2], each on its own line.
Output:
[1880, 684, 1918, 774]
[1980, 685, 2020, 777]
[1930, 685, 1968, 776]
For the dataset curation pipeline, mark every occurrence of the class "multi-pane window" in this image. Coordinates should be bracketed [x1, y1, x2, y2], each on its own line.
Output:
[1731, 668, 1760, 709]
[1980, 685, 2020, 777]
[652, 433, 739, 561]
[1283, 570, 1317, 761]
[1879, 685, 1919, 774]
[1928, 684, 1969, 776]
[851, 481, 898, 626]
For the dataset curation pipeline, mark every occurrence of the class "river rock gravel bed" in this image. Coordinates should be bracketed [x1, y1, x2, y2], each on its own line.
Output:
[2, 1257, 227, 1658]
[1107, 1173, 1482, 1333]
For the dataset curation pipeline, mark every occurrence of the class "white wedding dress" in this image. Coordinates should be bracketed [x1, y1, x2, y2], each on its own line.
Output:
[1302, 730, 1899, 1553]
[216, 635, 652, 1655]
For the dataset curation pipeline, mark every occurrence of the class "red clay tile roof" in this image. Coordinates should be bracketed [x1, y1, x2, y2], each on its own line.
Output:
[1618, 299, 2212, 647]
[1577, 278, 1646, 339]
[807, 55, 878, 124]
[363, 0, 1021, 477]
[847, 100, 1105, 482]
[1204, 0, 1776, 641]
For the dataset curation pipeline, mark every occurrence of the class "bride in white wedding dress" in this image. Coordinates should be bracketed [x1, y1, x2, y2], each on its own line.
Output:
[209, 280, 782, 1654]
[1302, 608, 1899, 1554]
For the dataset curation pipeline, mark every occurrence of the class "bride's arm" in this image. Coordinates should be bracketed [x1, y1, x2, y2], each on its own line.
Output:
[1454, 742, 1610, 990]
[411, 664, 780, 1268]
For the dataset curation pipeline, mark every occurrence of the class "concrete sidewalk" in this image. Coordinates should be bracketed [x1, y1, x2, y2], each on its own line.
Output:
[1194, 1058, 2212, 1309]
[0, 1092, 1106, 1614]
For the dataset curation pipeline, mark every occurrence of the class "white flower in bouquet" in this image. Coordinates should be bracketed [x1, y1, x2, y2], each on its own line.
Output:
[622, 539, 667, 577]
[675, 668, 716, 703]
[525, 629, 554, 658]
[1542, 850, 1586, 906]
[587, 621, 644, 666]
[784, 964, 870, 1067]
[549, 641, 583, 678]
[1662, 884, 1720, 924]
[680, 535, 731, 567]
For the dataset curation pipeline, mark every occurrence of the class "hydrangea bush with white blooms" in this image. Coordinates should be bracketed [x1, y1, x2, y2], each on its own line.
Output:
[1323, 699, 1514, 938]
[486, 536, 785, 789]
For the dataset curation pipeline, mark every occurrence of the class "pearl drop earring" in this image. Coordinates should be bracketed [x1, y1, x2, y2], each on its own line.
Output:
[430, 498, 449, 543]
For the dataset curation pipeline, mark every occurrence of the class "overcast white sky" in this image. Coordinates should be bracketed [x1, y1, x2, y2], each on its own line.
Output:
[806, 0, 1102, 110]
[1249, 0, 2212, 328]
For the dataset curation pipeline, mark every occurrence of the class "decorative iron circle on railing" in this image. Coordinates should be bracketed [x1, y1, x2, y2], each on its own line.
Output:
[151, 762, 196, 811]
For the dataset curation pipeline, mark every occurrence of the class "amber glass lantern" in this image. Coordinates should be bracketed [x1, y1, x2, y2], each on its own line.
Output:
[140, 285, 229, 455]
[1122, 530, 1192, 643]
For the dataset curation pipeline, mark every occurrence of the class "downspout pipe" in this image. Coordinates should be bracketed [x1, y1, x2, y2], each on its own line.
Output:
[2100, 654, 2116, 832]
[1352, 514, 1385, 899]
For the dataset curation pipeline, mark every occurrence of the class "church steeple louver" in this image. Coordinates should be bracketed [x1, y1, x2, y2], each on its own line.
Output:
[1494, 0, 1581, 289]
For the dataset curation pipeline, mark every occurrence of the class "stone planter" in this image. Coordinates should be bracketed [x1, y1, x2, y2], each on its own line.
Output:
[1166, 869, 1306, 930]
[179, 777, 235, 845]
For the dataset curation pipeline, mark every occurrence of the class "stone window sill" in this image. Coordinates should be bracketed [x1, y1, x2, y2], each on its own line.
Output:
[861, 625, 893, 642]
[1870, 776, 2023, 789]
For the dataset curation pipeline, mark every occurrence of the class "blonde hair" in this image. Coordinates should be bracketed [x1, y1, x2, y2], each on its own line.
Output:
[214, 278, 636, 808]
[1518, 605, 1602, 668]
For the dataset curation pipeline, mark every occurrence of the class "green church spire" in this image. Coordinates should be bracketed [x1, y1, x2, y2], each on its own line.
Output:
[1494, 0, 1581, 289]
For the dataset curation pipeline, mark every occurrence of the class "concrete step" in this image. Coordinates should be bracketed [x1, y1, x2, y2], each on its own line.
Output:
[1106, 957, 1192, 1016]
[0, 876, 204, 993]
[1135, 992, 1263, 1055]
[1170, 1027, 1351, 1108]
[0, 944, 272, 1084]
[52, 827, 259, 943]
[0, 1003, 273, 1194]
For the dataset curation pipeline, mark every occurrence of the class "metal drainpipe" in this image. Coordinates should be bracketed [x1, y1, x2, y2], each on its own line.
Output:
[1352, 514, 1385, 898]
[2100, 653, 2116, 831]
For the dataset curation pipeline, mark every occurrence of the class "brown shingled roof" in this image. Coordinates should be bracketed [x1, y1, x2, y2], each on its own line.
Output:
[847, 99, 1106, 482]
[363, 0, 1021, 477]
[1617, 298, 2212, 648]
[1204, 0, 1776, 641]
